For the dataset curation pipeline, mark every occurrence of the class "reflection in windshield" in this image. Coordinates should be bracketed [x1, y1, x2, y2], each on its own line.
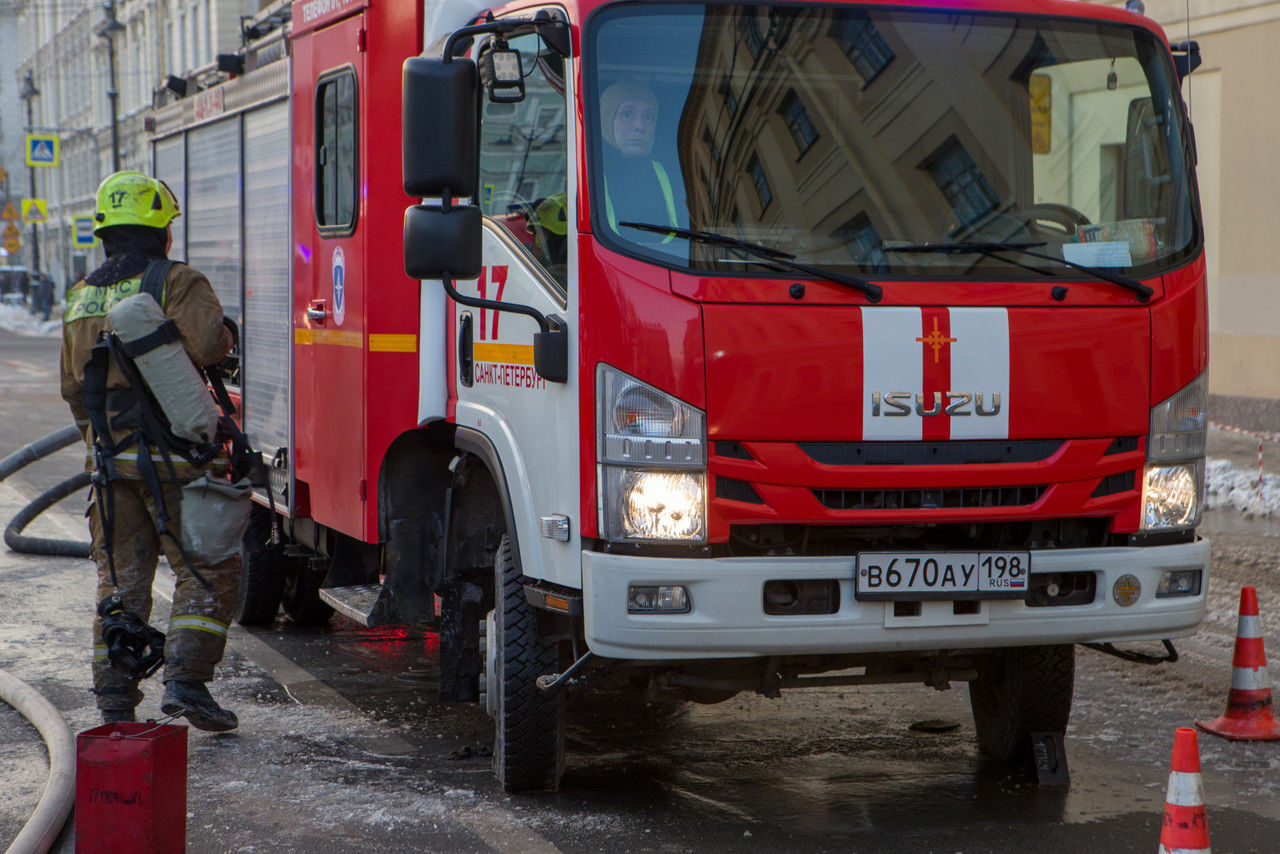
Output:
[587, 5, 1198, 279]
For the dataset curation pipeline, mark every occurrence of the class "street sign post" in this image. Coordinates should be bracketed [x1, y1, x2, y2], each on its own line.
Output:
[73, 216, 99, 248]
[21, 199, 48, 223]
[25, 134, 60, 167]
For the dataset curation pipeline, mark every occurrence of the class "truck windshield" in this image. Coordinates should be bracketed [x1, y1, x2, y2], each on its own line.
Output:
[586, 4, 1199, 280]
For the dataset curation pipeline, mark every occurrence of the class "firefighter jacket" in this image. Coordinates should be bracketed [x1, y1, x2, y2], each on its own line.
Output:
[60, 262, 234, 478]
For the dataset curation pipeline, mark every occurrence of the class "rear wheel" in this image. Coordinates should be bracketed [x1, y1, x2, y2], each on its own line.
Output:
[491, 535, 564, 791]
[237, 505, 286, 626]
[282, 558, 335, 626]
[969, 644, 1074, 762]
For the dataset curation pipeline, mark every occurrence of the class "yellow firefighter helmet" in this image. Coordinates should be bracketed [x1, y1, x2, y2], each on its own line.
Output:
[94, 171, 181, 233]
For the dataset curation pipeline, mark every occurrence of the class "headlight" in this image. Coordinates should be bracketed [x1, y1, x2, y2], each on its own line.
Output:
[1148, 372, 1207, 462]
[1141, 373, 1206, 532]
[1142, 461, 1203, 530]
[598, 365, 706, 542]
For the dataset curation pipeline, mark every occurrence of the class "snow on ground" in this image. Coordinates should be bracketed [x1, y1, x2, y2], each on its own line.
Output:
[1206, 457, 1280, 519]
[0, 302, 60, 338]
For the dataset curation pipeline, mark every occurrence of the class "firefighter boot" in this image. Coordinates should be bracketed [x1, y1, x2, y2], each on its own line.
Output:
[161, 679, 239, 732]
[101, 708, 137, 724]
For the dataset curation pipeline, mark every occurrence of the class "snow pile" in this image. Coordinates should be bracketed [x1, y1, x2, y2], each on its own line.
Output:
[0, 302, 60, 338]
[1206, 457, 1280, 519]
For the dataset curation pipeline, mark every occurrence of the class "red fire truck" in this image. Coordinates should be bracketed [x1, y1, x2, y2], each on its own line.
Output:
[151, 0, 1209, 790]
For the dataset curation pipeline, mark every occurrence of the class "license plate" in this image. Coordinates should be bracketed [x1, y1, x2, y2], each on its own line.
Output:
[855, 552, 1030, 601]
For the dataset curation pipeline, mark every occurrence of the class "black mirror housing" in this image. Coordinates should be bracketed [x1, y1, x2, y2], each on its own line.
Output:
[402, 57, 478, 197]
[404, 205, 482, 281]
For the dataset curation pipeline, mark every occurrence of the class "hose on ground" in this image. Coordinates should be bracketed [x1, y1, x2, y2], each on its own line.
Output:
[1, 425, 92, 557]
[0, 668, 76, 854]
[5, 473, 92, 557]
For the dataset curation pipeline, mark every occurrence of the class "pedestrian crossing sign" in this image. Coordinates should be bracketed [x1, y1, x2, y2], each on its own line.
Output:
[26, 134, 60, 167]
[22, 198, 48, 223]
[73, 215, 99, 248]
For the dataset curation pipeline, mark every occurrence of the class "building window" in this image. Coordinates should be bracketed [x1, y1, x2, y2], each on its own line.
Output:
[832, 11, 894, 83]
[315, 68, 358, 233]
[703, 128, 720, 165]
[834, 213, 889, 272]
[720, 77, 738, 115]
[780, 91, 818, 155]
[739, 12, 765, 60]
[925, 136, 1000, 228]
[748, 154, 772, 211]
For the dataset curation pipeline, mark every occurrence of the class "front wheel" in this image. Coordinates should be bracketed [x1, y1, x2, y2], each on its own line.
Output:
[968, 644, 1074, 762]
[491, 535, 564, 792]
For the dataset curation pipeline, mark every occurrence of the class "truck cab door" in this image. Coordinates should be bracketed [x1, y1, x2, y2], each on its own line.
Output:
[453, 29, 581, 588]
[293, 14, 368, 536]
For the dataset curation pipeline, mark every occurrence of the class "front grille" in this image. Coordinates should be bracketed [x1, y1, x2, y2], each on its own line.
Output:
[716, 477, 764, 504]
[1104, 437, 1141, 455]
[814, 485, 1047, 511]
[714, 441, 755, 461]
[1092, 471, 1136, 497]
[800, 440, 1063, 466]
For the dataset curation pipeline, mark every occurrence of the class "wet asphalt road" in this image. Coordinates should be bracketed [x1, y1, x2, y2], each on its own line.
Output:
[3, 325, 1280, 853]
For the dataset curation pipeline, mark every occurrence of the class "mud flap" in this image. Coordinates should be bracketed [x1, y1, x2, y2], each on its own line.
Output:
[438, 579, 486, 702]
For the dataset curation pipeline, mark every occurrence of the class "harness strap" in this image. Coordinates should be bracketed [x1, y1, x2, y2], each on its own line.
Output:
[119, 319, 182, 359]
[140, 258, 176, 306]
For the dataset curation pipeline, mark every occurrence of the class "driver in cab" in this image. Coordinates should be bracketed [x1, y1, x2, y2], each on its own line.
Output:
[599, 81, 682, 244]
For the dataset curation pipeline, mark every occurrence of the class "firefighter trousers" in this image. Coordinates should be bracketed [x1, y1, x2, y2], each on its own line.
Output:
[90, 476, 242, 711]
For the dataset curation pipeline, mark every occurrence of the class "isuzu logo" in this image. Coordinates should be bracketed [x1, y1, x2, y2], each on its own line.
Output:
[870, 392, 1002, 417]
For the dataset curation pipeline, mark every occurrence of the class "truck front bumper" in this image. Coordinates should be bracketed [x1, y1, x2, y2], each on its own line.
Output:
[581, 539, 1209, 660]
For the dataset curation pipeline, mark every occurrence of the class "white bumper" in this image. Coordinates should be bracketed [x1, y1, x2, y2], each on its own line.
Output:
[582, 539, 1210, 660]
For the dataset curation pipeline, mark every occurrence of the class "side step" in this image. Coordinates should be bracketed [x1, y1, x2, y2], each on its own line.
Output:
[319, 584, 391, 627]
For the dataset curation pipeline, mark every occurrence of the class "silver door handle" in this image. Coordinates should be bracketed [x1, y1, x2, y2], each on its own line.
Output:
[306, 307, 326, 322]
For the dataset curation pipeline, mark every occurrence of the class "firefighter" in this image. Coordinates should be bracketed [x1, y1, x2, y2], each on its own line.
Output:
[532, 193, 569, 280]
[61, 170, 243, 731]
[599, 80, 681, 241]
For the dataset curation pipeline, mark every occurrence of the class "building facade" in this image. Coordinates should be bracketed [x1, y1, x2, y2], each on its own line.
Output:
[12, 0, 275, 290]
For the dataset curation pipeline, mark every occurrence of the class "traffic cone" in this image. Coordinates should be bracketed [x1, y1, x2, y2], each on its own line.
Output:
[1159, 727, 1210, 854]
[1197, 586, 1280, 740]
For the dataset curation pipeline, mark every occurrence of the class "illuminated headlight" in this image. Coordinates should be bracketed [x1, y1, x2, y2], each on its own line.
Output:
[605, 468, 706, 540]
[1141, 462, 1203, 530]
[628, 585, 691, 614]
[1141, 373, 1206, 532]
[598, 365, 706, 542]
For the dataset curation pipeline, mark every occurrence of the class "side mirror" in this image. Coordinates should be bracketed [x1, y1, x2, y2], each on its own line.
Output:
[402, 57, 478, 197]
[404, 205, 482, 281]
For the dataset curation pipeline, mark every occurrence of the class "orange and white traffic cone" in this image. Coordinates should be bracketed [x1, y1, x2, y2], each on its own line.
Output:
[1159, 727, 1211, 854]
[1197, 586, 1280, 741]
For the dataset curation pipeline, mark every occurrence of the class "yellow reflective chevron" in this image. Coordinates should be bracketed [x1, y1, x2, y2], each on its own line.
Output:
[168, 615, 229, 637]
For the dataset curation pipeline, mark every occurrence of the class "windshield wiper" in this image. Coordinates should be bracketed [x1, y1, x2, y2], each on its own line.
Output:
[621, 221, 883, 303]
[883, 240, 1153, 302]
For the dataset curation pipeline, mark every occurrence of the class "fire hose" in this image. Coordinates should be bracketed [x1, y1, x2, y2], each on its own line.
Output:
[1, 425, 92, 558]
